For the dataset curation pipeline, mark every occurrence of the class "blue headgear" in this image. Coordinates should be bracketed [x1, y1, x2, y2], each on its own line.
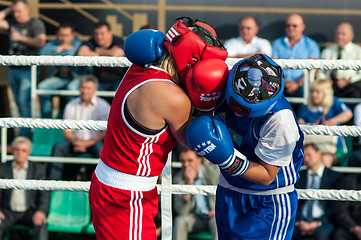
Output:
[225, 54, 284, 117]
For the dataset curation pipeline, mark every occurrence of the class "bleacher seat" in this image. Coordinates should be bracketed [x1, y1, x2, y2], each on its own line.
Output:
[3, 225, 32, 240]
[84, 222, 96, 234]
[188, 231, 213, 240]
[47, 190, 91, 233]
[31, 128, 64, 156]
[31, 128, 94, 159]
[336, 136, 354, 166]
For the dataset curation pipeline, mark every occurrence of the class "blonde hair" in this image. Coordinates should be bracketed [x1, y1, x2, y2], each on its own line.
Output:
[158, 51, 180, 85]
[308, 79, 334, 115]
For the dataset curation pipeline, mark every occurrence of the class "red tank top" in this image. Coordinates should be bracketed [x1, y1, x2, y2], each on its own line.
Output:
[100, 65, 177, 176]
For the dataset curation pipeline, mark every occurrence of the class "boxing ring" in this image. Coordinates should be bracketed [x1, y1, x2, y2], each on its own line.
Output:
[1, 56, 361, 240]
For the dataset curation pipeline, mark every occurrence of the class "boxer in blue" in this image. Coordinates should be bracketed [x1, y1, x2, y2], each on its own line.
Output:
[185, 54, 304, 240]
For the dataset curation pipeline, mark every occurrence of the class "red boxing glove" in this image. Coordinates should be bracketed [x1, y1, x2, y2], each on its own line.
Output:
[186, 59, 229, 112]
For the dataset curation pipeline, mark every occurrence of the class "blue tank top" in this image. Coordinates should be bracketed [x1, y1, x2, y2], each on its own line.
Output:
[216, 96, 304, 190]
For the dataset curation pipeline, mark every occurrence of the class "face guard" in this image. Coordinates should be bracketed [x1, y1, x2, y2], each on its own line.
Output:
[225, 54, 284, 117]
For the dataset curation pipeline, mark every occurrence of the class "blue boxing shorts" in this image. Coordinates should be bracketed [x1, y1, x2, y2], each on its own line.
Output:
[215, 185, 298, 240]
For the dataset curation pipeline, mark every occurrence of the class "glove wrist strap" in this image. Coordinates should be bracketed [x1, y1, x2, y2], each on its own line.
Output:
[191, 106, 215, 118]
[220, 149, 249, 176]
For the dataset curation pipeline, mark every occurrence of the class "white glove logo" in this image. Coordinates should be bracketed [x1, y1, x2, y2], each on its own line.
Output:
[200, 92, 223, 102]
[194, 140, 216, 156]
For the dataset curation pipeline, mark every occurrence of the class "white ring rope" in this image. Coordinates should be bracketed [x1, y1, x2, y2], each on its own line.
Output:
[0, 118, 107, 131]
[228, 58, 361, 70]
[1, 55, 361, 70]
[0, 55, 132, 68]
[0, 117, 360, 137]
[0, 179, 90, 192]
[0, 179, 359, 201]
[301, 124, 361, 137]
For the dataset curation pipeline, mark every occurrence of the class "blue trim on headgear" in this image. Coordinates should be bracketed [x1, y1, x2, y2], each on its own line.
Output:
[225, 54, 285, 117]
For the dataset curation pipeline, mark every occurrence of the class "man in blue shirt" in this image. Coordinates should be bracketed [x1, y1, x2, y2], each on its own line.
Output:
[38, 22, 85, 118]
[272, 14, 320, 96]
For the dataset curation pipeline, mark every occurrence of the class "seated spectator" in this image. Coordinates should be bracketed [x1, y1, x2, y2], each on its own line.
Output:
[332, 172, 361, 240]
[292, 143, 342, 240]
[272, 13, 320, 97]
[77, 21, 126, 92]
[347, 103, 361, 167]
[173, 147, 219, 240]
[48, 75, 110, 181]
[317, 22, 361, 98]
[38, 22, 85, 118]
[298, 79, 353, 166]
[223, 16, 272, 58]
[0, 136, 50, 240]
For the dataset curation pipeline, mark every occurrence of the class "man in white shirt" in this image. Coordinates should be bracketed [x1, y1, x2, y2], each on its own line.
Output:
[317, 22, 361, 98]
[49, 74, 111, 181]
[224, 16, 272, 58]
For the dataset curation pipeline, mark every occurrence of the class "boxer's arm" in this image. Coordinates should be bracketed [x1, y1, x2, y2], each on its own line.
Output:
[127, 80, 192, 146]
[161, 83, 192, 146]
[242, 161, 280, 186]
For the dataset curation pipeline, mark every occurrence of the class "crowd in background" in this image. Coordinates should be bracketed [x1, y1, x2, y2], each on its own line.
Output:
[1, 0, 361, 239]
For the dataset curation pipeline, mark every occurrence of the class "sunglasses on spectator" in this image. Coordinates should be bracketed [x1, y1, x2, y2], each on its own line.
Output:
[286, 24, 299, 28]
[13, 148, 29, 153]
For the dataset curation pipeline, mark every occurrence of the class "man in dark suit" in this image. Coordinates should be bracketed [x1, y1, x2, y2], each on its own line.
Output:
[332, 166, 361, 239]
[173, 147, 219, 240]
[0, 136, 50, 240]
[292, 143, 342, 240]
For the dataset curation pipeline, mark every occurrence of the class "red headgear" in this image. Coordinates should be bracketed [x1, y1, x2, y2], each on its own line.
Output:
[164, 17, 228, 85]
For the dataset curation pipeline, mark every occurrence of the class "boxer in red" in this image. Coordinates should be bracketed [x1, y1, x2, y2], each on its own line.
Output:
[89, 17, 228, 240]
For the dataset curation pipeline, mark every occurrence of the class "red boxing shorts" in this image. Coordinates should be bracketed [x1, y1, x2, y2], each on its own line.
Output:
[89, 173, 159, 240]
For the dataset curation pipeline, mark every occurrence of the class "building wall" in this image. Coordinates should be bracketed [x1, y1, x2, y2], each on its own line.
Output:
[1, 0, 361, 50]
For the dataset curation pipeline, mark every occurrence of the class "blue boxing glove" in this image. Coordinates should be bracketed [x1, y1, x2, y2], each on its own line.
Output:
[185, 115, 249, 176]
[124, 29, 165, 65]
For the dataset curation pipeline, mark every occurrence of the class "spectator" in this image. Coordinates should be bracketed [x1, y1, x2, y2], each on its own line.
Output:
[332, 171, 361, 240]
[224, 16, 272, 58]
[317, 22, 361, 98]
[298, 79, 353, 166]
[77, 21, 126, 91]
[0, 0, 46, 136]
[292, 143, 342, 240]
[347, 103, 361, 167]
[272, 13, 320, 96]
[48, 75, 110, 181]
[38, 22, 85, 118]
[0, 136, 50, 240]
[173, 147, 219, 240]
